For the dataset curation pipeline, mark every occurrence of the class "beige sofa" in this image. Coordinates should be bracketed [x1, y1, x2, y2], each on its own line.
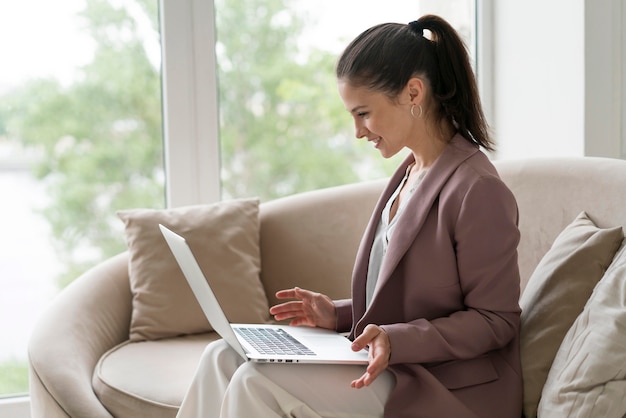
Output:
[28, 157, 626, 418]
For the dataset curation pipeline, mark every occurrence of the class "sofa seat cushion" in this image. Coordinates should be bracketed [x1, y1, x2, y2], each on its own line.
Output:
[93, 333, 219, 418]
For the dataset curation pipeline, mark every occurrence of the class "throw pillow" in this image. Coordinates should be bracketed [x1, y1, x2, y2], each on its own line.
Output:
[519, 211, 623, 418]
[538, 244, 626, 417]
[118, 198, 270, 341]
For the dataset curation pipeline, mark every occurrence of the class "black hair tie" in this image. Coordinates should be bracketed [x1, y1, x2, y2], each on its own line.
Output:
[408, 20, 424, 36]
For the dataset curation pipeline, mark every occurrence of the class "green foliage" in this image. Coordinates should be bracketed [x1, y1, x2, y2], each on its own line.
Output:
[215, 0, 374, 199]
[1, 0, 402, 288]
[2, 0, 163, 287]
[0, 359, 29, 395]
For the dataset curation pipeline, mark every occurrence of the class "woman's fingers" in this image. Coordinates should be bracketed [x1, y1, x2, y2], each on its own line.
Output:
[270, 287, 336, 329]
[269, 302, 304, 321]
[351, 324, 379, 351]
[350, 369, 380, 389]
[269, 300, 301, 314]
[350, 324, 391, 389]
[274, 289, 297, 300]
[275, 286, 311, 300]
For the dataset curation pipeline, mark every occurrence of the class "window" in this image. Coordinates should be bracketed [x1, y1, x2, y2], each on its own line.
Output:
[0, 0, 163, 400]
[213, 0, 476, 201]
[0, 0, 475, 410]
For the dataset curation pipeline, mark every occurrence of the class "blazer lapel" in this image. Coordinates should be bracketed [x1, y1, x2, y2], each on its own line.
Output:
[351, 157, 413, 319]
[369, 135, 479, 304]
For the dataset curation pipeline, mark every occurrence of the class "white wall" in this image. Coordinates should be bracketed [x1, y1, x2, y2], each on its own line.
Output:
[489, 0, 624, 160]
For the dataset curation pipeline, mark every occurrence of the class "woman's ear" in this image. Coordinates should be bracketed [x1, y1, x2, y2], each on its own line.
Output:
[407, 77, 425, 104]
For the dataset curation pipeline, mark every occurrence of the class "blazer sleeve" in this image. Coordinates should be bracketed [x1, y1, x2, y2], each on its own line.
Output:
[382, 175, 521, 365]
[333, 298, 353, 333]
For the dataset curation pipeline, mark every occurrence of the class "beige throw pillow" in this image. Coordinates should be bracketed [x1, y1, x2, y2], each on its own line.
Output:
[519, 211, 623, 418]
[118, 198, 270, 341]
[538, 244, 626, 417]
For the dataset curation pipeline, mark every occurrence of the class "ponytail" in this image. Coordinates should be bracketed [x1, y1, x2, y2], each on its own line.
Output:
[411, 15, 493, 151]
[337, 15, 493, 151]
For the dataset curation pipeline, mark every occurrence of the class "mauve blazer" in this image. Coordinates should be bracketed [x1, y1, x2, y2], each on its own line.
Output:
[334, 134, 523, 418]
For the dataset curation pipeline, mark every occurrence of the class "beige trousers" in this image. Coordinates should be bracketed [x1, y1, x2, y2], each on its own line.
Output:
[176, 339, 395, 418]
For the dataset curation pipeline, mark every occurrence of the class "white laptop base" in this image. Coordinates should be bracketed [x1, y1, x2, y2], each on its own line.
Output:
[159, 224, 368, 365]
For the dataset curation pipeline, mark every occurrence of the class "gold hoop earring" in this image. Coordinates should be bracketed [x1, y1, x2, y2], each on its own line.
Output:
[410, 104, 423, 118]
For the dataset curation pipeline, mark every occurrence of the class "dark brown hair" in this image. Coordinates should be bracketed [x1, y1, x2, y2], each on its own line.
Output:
[336, 15, 493, 151]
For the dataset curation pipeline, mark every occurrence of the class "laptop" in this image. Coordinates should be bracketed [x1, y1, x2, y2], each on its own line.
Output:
[159, 224, 369, 365]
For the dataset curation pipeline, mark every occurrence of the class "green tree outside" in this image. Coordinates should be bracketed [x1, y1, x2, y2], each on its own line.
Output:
[2, 0, 164, 288]
[217, 0, 362, 198]
[0, 359, 29, 395]
[2, 0, 399, 289]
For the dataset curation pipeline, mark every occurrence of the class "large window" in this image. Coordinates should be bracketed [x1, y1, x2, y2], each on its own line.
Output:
[0, 0, 163, 400]
[213, 0, 476, 201]
[0, 0, 475, 409]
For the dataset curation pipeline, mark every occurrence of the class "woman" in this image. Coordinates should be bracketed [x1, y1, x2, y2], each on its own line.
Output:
[177, 14, 522, 418]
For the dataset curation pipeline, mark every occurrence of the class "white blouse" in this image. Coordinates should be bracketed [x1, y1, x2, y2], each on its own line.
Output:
[365, 166, 427, 308]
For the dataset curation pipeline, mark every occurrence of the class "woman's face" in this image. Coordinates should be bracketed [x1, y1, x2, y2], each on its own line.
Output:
[337, 80, 414, 159]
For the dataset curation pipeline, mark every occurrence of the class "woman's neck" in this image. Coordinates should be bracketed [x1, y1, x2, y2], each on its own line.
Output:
[410, 119, 455, 171]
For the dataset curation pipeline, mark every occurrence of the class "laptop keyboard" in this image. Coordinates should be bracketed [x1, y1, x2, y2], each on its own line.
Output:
[235, 327, 316, 356]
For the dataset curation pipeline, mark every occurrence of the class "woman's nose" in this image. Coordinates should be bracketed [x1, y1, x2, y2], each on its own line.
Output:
[355, 123, 368, 139]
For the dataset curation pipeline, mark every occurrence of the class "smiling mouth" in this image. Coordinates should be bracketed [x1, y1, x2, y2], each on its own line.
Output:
[369, 137, 382, 146]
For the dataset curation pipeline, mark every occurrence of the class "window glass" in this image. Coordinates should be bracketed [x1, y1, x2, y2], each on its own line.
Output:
[0, 0, 162, 397]
[214, 0, 475, 200]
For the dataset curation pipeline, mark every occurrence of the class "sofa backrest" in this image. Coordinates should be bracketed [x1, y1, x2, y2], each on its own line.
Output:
[258, 157, 626, 306]
[494, 157, 626, 291]
[259, 179, 386, 307]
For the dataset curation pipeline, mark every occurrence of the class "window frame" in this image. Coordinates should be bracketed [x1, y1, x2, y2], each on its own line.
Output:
[0, 397, 30, 416]
[476, 0, 494, 131]
[160, 0, 221, 207]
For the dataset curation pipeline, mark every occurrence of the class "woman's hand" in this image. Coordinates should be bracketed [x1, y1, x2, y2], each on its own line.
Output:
[269, 287, 337, 330]
[350, 324, 391, 389]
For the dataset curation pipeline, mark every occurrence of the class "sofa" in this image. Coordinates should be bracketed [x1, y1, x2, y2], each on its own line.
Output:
[28, 157, 626, 418]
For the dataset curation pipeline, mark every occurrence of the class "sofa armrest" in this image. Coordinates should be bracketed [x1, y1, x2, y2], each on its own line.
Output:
[28, 252, 132, 418]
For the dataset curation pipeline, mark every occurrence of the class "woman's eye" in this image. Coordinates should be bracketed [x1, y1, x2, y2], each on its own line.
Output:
[357, 112, 368, 118]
